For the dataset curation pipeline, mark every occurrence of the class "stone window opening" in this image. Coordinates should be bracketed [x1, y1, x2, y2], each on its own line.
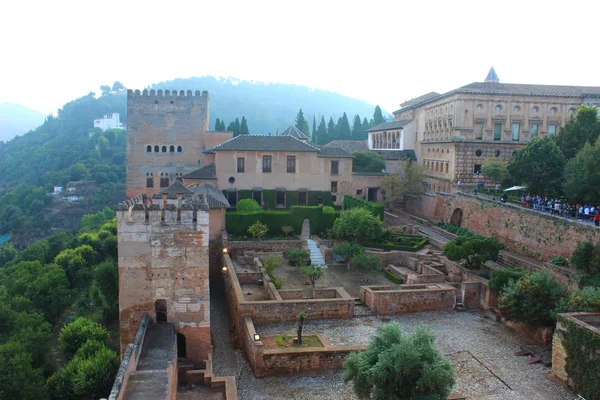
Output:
[298, 191, 307, 206]
[356, 189, 363, 196]
[331, 181, 338, 193]
[237, 158, 245, 173]
[275, 189, 286, 208]
[162, 145, 167, 153]
[155, 300, 167, 323]
[252, 189, 262, 205]
[146, 173, 154, 188]
[317, 196, 324, 205]
[227, 190, 237, 207]
[495, 150, 501, 157]
[475, 149, 482, 157]
[160, 176, 170, 187]
[177, 145, 182, 153]
[177, 333, 187, 358]
[331, 160, 339, 175]
[262, 155, 272, 173]
[146, 145, 152, 152]
[445, 163, 449, 173]
[154, 145, 160, 152]
[287, 156, 296, 173]
[169, 145, 175, 152]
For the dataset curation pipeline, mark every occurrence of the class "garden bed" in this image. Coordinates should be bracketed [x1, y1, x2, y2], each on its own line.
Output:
[363, 234, 429, 252]
[227, 234, 300, 241]
[263, 334, 324, 349]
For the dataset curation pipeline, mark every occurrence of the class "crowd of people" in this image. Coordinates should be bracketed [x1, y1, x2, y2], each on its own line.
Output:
[513, 194, 600, 226]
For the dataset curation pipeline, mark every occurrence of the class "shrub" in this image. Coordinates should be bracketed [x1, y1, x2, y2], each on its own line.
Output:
[236, 199, 262, 212]
[437, 222, 475, 238]
[571, 242, 595, 272]
[287, 249, 310, 267]
[263, 255, 281, 275]
[443, 236, 503, 269]
[58, 317, 108, 359]
[489, 268, 529, 292]
[498, 272, 567, 327]
[343, 194, 384, 220]
[333, 208, 383, 243]
[247, 221, 269, 239]
[349, 254, 381, 278]
[556, 287, 600, 313]
[333, 242, 364, 267]
[385, 269, 404, 284]
[281, 225, 294, 237]
[551, 256, 569, 267]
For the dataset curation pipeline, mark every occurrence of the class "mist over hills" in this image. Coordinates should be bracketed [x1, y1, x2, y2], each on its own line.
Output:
[149, 76, 381, 134]
[0, 103, 46, 142]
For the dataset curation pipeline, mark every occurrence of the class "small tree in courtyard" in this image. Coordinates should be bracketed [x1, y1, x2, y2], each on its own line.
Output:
[333, 242, 364, 269]
[287, 249, 310, 267]
[443, 235, 503, 269]
[301, 265, 325, 288]
[333, 208, 383, 243]
[247, 221, 268, 239]
[349, 254, 381, 281]
[342, 323, 455, 400]
[296, 311, 306, 345]
[281, 225, 294, 238]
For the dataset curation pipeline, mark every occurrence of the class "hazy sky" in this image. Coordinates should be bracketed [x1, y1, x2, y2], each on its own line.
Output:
[2, 0, 600, 115]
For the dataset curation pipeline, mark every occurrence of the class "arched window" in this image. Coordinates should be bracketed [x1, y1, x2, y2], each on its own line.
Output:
[169, 145, 175, 152]
[146, 177, 154, 188]
[146, 145, 152, 152]
[162, 145, 167, 153]
[154, 145, 159, 152]
[177, 145, 182, 153]
[160, 177, 170, 187]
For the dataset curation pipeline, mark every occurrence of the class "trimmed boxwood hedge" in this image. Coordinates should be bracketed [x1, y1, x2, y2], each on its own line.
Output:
[343, 195, 384, 220]
[385, 269, 404, 284]
[363, 234, 429, 252]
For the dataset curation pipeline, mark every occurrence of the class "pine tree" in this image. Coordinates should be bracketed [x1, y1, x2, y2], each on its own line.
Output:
[311, 116, 317, 142]
[215, 118, 221, 131]
[373, 105, 385, 126]
[295, 109, 310, 135]
[240, 116, 249, 135]
[352, 114, 363, 139]
[317, 116, 327, 145]
[327, 117, 337, 143]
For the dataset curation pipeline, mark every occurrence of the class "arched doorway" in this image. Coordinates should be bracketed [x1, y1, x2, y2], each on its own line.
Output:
[450, 208, 463, 227]
[155, 299, 167, 323]
[176, 333, 187, 358]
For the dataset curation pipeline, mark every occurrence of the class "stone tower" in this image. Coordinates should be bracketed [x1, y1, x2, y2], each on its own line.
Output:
[116, 194, 211, 364]
[126, 89, 210, 198]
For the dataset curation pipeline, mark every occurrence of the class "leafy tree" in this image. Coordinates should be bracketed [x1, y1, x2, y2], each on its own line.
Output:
[571, 242, 595, 273]
[295, 109, 310, 135]
[507, 136, 565, 196]
[111, 81, 125, 91]
[342, 323, 455, 400]
[236, 199, 262, 212]
[286, 249, 310, 267]
[247, 221, 269, 239]
[301, 265, 325, 288]
[443, 235, 503, 269]
[333, 208, 383, 243]
[562, 140, 600, 204]
[349, 254, 381, 280]
[71, 346, 120, 399]
[0, 243, 17, 268]
[58, 317, 109, 359]
[240, 116, 250, 134]
[70, 162, 87, 181]
[99, 85, 111, 95]
[488, 268, 529, 292]
[94, 261, 118, 311]
[281, 225, 294, 237]
[382, 160, 426, 204]
[333, 242, 364, 269]
[372, 105, 386, 126]
[55, 244, 97, 288]
[352, 151, 386, 173]
[338, 112, 352, 139]
[481, 158, 508, 185]
[498, 272, 567, 327]
[0, 342, 47, 400]
[551, 256, 569, 267]
[556, 287, 600, 313]
[351, 114, 363, 139]
[555, 105, 600, 160]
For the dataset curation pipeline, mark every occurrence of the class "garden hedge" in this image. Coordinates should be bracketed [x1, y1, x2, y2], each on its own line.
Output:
[343, 195, 384, 220]
[224, 189, 334, 209]
[363, 235, 429, 252]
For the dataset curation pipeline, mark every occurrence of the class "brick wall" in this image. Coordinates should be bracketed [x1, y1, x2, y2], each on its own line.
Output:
[406, 192, 600, 261]
[223, 232, 304, 259]
[359, 284, 455, 315]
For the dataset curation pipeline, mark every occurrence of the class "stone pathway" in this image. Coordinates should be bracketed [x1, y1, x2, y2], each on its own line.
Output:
[307, 239, 326, 267]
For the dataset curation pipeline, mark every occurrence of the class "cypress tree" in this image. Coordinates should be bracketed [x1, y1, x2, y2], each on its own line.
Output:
[240, 116, 249, 135]
[234, 118, 241, 136]
[317, 116, 327, 145]
[295, 109, 310, 135]
[227, 121, 237, 136]
[338, 113, 351, 139]
[311, 116, 317, 142]
[352, 114, 363, 139]
[215, 118, 221, 131]
[373, 105, 385, 126]
[220, 120, 226, 131]
[362, 117, 370, 138]
[327, 117, 337, 143]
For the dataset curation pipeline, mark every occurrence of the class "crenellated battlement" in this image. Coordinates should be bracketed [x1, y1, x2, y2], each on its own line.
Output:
[116, 192, 210, 226]
[127, 89, 209, 103]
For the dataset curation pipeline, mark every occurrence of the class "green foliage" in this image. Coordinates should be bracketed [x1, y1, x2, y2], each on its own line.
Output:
[281, 225, 294, 237]
[236, 199, 262, 212]
[551, 256, 569, 267]
[0, 243, 17, 268]
[263, 255, 282, 275]
[557, 287, 600, 313]
[80, 207, 116, 232]
[481, 158, 509, 184]
[334, 207, 383, 243]
[343, 195, 384, 220]
[342, 323, 455, 400]
[352, 151, 386, 173]
[55, 244, 97, 288]
[443, 235, 503, 269]
[301, 265, 325, 288]
[437, 223, 476, 237]
[385, 269, 404, 284]
[562, 140, 600, 204]
[558, 314, 600, 399]
[555, 105, 600, 160]
[58, 317, 109, 359]
[570, 242, 598, 274]
[0, 342, 48, 400]
[247, 221, 269, 239]
[294, 109, 310, 136]
[489, 268, 529, 292]
[508, 136, 566, 196]
[349, 254, 381, 278]
[333, 242, 364, 266]
[287, 249, 310, 267]
[498, 272, 567, 327]
[372, 105, 386, 126]
[363, 232, 429, 252]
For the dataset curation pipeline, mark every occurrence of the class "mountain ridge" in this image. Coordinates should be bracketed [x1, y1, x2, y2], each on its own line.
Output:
[0, 102, 46, 142]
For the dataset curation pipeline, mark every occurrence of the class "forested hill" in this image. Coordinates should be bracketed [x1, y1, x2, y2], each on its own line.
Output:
[149, 76, 379, 134]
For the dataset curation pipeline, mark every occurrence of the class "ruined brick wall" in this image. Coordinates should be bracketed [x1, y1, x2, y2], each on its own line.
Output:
[360, 284, 455, 315]
[117, 195, 211, 364]
[126, 89, 210, 198]
[406, 192, 600, 261]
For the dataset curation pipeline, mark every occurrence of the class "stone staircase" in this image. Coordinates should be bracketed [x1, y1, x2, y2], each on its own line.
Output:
[307, 239, 326, 267]
[353, 298, 374, 317]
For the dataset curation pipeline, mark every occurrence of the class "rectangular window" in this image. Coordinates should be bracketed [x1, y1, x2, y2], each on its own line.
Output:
[531, 124, 539, 138]
[331, 181, 338, 193]
[317, 196, 324, 205]
[512, 123, 520, 141]
[262, 155, 272, 173]
[356, 189, 363, 195]
[160, 177, 169, 188]
[298, 191, 307, 206]
[287, 156, 296, 173]
[331, 160, 339, 175]
[146, 178, 154, 188]
[474, 164, 482, 174]
[494, 123, 502, 140]
[445, 163, 449, 173]
[227, 191, 237, 207]
[332, 195, 337, 203]
[475, 123, 484, 140]
[276, 190, 285, 207]
[237, 158, 245, 173]
[548, 124, 557, 136]
[252, 190, 262, 205]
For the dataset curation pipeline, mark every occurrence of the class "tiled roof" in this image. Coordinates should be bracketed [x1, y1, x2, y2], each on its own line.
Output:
[183, 163, 216, 179]
[373, 149, 417, 161]
[317, 146, 354, 158]
[160, 180, 193, 195]
[206, 135, 320, 152]
[366, 119, 414, 133]
[192, 184, 230, 208]
[400, 91, 441, 107]
[323, 140, 369, 152]
[279, 125, 309, 140]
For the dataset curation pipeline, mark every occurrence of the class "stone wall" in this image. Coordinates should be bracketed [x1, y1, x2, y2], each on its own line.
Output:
[406, 191, 600, 261]
[117, 195, 211, 364]
[359, 284, 456, 315]
[223, 231, 304, 259]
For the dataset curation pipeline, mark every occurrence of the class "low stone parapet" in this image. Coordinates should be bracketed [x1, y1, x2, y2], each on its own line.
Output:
[359, 284, 456, 315]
